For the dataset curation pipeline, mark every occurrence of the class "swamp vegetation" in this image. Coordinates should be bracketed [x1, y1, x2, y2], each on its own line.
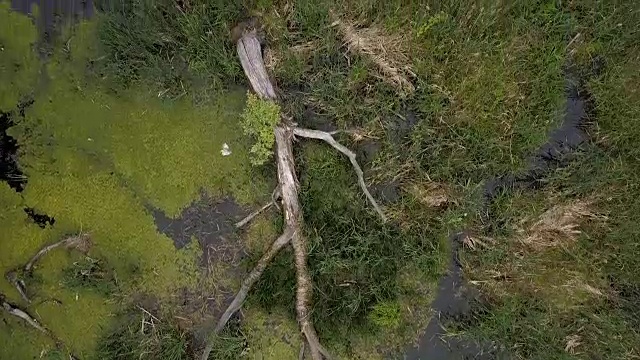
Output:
[1, 0, 639, 359]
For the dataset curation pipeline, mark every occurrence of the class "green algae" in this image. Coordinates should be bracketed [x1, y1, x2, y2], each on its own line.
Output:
[0, 11, 267, 359]
[0, 2, 39, 112]
[242, 306, 302, 360]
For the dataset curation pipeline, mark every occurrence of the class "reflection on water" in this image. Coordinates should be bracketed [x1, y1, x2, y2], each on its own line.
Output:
[11, 0, 93, 39]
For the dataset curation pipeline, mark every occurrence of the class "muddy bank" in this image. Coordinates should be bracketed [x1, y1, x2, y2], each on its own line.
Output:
[404, 65, 595, 359]
[149, 195, 245, 266]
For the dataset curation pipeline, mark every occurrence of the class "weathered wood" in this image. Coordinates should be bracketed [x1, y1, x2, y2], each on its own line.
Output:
[203, 26, 392, 360]
[235, 201, 275, 228]
[293, 127, 387, 221]
[274, 126, 328, 360]
[200, 228, 294, 360]
[5, 234, 91, 304]
[1, 294, 48, 334]
[237, 30, 277, 100]
[25, 234, 90, 273]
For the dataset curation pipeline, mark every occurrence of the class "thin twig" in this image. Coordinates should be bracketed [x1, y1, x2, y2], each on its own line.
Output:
[235, 201, 274, 228]
[136, 305, 160, 322]
[201, 227, 295, 360]
[292, 127, 387, 222]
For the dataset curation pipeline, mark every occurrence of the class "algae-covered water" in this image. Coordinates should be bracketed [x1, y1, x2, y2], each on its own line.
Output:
[0, 3, 275, 358]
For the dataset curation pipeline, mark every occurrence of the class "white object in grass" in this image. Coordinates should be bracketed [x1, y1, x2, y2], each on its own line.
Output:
[221, 143, 232, 156]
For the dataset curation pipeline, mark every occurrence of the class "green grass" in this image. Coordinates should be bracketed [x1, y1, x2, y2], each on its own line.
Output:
[96, 310, 191, 360]
[95, 0, 246, 101]
[61, 256, 117, 296]
[250, 142, 446, 357]
[251, 0, 640, 358]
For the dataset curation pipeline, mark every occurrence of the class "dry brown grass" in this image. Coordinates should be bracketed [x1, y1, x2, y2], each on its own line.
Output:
[330, 11, 414, 95]
[406, 182, 451, 208]
[263, 47, 280, 73]
[465, 199, 610, 311]
[517, 200, 603, 250]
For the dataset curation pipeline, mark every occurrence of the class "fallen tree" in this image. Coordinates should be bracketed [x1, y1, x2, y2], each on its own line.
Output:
[201, 25, 386, 360]
[5, 233, 91, 303]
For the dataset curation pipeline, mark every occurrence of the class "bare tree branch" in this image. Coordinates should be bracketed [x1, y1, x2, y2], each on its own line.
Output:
[1, 294, 48, 334]
[202, 26, 336, 360]
[5, 234, 91, 304]
[24, 234, 91, 273]
[292, 127, 387, 222]
[201, 227, 295, 360]
[5, 271, 30, 303]
[275, 127, 331, 360]
[235, 188, 282, 228]
[235, 201, 275, 228]
[237, 30, 277, 100]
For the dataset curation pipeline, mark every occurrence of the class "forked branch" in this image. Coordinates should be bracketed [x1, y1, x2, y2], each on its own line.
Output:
[293, 127, 387, 222]
[201, 227, 295, 360]
[24, 234, 90, 273]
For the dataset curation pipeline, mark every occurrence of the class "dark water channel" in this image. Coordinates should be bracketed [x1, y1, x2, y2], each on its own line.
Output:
[403, 66, 595, 359]
[11, 0, 93, 33]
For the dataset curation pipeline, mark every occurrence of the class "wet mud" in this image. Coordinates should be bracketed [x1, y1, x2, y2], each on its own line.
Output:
[405, 65, 595, 359]
[149, 196, 245, 267]
[0, 111, 25, 192]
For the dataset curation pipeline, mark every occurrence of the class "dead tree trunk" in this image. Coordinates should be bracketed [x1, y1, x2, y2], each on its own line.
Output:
[202, 28, 384, 360]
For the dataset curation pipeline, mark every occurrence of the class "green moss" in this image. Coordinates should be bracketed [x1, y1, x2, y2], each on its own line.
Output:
[15, 38, 267, 215]
[0, 2, 39, 111]
[244, 212, 280, 254]
[1, 15, 268, 359]
[369, 301, 401, 329]
[242, 306, 301, 360]
[0, 184, 57, 360]
[240, 92, 281, 166]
